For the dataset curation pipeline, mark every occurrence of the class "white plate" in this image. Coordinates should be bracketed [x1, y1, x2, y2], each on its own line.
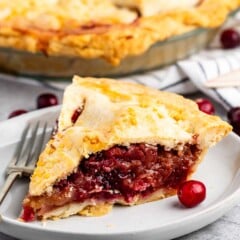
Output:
[0, 107, 240, 240]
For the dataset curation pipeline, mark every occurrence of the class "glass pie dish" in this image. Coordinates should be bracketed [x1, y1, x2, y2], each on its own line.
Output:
[0, 27, 218, 78]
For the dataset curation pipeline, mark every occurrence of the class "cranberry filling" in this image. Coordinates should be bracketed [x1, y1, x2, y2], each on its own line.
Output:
[71, 101, 85, 124]
[71, 108, 83, 124]
[23, 143, 201, 219]
[21, 206, 35, 222]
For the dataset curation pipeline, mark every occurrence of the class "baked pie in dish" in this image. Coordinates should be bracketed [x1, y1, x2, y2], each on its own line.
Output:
[21, 76, 231, 221]
[0, 0, 239, 77]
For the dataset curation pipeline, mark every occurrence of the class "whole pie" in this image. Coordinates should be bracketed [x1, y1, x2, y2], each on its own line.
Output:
[21, 76, 231, 221]
[0, 0, 239, 65]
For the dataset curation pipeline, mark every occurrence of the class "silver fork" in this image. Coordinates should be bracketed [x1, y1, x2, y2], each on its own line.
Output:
[0, 122, 50, 204]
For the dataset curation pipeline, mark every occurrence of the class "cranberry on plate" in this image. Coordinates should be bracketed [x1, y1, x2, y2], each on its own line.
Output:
[220, 28, 240, 49]
[177, 180, 206, 208]
[195, 98, 215, 115]
[37, 93, 58, 109]
[8, 109, 28, 119]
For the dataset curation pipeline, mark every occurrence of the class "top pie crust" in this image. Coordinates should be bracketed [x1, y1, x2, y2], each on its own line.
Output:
[0, 0, 239, 64]
[29, 76, 231, 197]
[112, 0, 201, 16]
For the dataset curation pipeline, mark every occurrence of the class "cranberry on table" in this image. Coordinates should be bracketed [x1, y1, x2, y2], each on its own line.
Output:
[227, 107, 240, 135]
[195, 98, 215, 115]
[220, 28, 240, 49]
[227, 107, 240, 123]
[8, 109, 28, 119]
[177, 180, 206, 208]
[37, 93, 58, 109]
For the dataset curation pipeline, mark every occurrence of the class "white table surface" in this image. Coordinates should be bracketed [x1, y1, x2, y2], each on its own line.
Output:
[0, 77, 240, 240]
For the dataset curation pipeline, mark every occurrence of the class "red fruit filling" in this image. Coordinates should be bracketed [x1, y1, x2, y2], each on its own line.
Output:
[22, 142, 201, 221]
[195, 98, 215, 115]
[20, 206, 35, 222]
[71, 107, 83, 124]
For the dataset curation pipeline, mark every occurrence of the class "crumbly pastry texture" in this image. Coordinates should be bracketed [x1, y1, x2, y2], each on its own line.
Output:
[0, 0, 239, 64]
[22, 76, 231, 220]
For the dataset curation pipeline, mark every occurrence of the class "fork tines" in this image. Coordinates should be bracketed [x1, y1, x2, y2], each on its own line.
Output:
[0, 121, 52, 204]
[8, 122, 49, 176]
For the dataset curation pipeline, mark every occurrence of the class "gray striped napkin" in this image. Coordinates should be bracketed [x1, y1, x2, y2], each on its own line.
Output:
[178, 49, 240, 110]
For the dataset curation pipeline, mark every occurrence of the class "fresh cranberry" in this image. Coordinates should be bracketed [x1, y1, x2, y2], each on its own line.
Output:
[8, 109, 28, 119]
[37, 93, 58, 109]
[227, 107, 240, 123]
[220, 28, 240, 49]
[195, 98, 215, 115]
[227, 107, 240, 135]
[230, 122, 240, 136]
[177, 180, 206, 208]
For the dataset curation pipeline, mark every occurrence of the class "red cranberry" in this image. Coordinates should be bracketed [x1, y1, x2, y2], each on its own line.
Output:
[195, 98, 215, 115]
[228, 107, 240, 123]
[220, 28, 240, 49]
[8, 109, 28, 119]
[230, 122, 240, 136]
[177, 180, 206, 208]
[37, 93, 58, 109]
[227, 107, 240, 135]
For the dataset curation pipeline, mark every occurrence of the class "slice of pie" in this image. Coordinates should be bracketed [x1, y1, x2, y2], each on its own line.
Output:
[21, 76, 231, 221]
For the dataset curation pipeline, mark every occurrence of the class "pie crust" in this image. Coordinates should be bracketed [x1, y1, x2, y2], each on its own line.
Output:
[21, 76, 231, 221]
[0, 0, 239, 65]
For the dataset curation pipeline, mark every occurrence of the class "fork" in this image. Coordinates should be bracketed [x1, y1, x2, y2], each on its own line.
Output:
[0, 122, 50, 204]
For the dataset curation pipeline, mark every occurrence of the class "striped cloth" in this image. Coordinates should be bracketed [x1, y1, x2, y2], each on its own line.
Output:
[179, 50, 240, 110]
[120, 48, 240, 110]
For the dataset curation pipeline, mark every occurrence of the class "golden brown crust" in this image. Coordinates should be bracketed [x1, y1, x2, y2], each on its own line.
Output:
[29, 76, 231, 198]
[0, 0, 239, 64]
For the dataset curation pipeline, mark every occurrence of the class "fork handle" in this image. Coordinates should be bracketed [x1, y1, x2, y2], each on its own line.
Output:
[0, 172, 21, 204]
